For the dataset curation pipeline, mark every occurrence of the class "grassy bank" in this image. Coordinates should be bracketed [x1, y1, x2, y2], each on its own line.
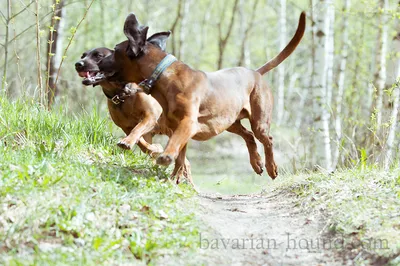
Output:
[269, 168, 400, 265]
[0, 98, 199, 265]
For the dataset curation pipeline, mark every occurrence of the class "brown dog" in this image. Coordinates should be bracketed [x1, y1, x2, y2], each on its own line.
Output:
[95, 12, 306, 180]
[76, 46, 271, 183]
[75, 47, 193, 182]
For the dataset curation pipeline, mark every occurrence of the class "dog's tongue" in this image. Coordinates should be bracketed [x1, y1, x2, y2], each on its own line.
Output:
[78, 71, 90, 78]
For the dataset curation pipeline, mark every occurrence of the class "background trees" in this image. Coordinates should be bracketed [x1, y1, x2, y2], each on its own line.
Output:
[0, 0, 399, 171]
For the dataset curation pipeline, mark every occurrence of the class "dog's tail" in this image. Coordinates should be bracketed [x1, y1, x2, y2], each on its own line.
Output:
[256, 12, 306, 75]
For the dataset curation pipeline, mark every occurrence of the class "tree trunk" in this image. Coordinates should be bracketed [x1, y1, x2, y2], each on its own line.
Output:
[311, 0, 334, 171]
[384, 9, 400, 170]
[195, 0, 213, 66]
[2, 0, 11, 95]
[217, 0, 239, 69]
[384, 69, 400, 170]
[46, 0, 65, 108]
[170, 0, 184, 56]
[333, 0, 350, 169]
[276, 0, 286, 125]
[178, 0, 192, 60]
[35, 0, 43, 104]
[237, 0, 259, 67]
[372, 0, 389, 131]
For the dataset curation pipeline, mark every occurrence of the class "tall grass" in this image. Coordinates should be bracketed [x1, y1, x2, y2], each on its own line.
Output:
[0, 97, 199, 265]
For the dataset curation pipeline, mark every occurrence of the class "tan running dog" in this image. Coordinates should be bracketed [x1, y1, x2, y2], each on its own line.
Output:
[75, 47, 264, 184]
[96, 12, 306, 180]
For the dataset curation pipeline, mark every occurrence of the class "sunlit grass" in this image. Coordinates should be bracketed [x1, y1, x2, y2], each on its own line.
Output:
[0, 97, 199, 265]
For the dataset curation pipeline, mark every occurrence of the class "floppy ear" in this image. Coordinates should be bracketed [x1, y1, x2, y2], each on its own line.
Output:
[123, 13, 149, 57]
[147, 31, 171, 51]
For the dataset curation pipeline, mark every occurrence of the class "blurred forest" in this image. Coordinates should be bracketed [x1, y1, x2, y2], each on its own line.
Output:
[1, 0, 400, 172]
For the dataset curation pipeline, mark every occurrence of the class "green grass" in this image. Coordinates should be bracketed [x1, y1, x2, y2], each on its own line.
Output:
[0, 97, 199, 265]
[268, 168, 400, 265]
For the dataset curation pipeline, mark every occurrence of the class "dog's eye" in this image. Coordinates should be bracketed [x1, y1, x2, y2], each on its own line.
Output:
[81, 53, 87, 59]
[97, 53, 103, 58]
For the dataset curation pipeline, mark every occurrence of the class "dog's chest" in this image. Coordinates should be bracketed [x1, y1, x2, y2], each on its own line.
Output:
[107, 100, 140, 129]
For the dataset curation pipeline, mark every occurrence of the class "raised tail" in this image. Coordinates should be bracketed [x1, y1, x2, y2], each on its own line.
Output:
[256, 12, 306, 75]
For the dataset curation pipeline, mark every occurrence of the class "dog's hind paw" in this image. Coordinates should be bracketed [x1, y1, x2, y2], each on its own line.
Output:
[266, 163, 278, 180]
[252, 160, 264, 175]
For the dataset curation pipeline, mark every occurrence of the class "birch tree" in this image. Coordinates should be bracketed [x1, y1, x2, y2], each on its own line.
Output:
[384, 8, 400, 170]
[276, 0, 286, 125]
[2, 0, 11, 95]
[333, 0, 351, 168]
[35, 0, 43, 104]
[372, 0, 389, 132]
[311, 0, 334, 170]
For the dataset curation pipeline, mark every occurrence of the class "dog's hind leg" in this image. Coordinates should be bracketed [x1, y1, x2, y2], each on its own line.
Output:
[227, 121, 263, 175]
[170, 144, 193, 185]
[249, 80, 278, 179]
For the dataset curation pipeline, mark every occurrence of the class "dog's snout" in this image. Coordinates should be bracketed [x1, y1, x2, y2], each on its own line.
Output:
[75, 61, 84, 70]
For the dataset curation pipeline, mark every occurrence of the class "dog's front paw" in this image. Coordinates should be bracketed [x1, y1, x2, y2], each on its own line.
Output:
[117, 138, 133, 150]
[156, 154, 174, 166]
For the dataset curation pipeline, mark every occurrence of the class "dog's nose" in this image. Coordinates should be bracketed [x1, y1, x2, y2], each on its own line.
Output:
[75, 61, 84, 70]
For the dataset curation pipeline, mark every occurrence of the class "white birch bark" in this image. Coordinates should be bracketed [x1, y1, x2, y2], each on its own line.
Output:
[384, 69, 400, 170]
[333, 0, 350, 169]
[276, 0, 286, 125]
[374, 0, 389, 130]
[312, 0, 333, 170]
[384, 12, 400, 170]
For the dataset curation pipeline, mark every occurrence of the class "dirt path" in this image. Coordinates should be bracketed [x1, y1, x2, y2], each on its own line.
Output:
[195, 191, 344, 266]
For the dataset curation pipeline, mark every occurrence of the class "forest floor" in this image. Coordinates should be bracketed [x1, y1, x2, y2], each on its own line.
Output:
[189, 167, 400, 266]
[195, 192, 342, 265]
[1, 98, 399, 265]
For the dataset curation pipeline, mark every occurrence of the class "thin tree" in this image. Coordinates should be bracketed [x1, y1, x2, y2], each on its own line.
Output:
[333, 0, 351, 168]
[194, 0, 214, 66]
[311, 0, 334, 170]
[170, 0, 184, 56]
[384, 6, 400, 170]
[372, 0, 389, 132]
[217, 0, 239, 69]
[276, 0, 286, 125]
[2, 0, 11, 95]
[46, 0, 65, 108]
[237, 0, 259, 67]
[178, 0, 192, 60]
[53, 0, 95, 91]
[35, 0, 43, 104]
[384, 69, 400, 170]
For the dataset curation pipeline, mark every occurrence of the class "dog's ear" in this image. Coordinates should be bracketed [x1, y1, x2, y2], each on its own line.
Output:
[147, 31, 171, 51]
[123, 13, 149, 57]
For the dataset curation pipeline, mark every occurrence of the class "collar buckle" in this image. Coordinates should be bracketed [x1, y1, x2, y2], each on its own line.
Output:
[111, 94, 124, 105]
[138, 79, 154, 94]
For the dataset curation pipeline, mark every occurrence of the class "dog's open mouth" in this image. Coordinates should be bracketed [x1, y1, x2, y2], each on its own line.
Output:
[79, 71, 112, 86]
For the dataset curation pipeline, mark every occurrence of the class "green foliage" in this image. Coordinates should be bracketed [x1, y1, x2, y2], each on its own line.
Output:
[0, 97, 199, 265]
